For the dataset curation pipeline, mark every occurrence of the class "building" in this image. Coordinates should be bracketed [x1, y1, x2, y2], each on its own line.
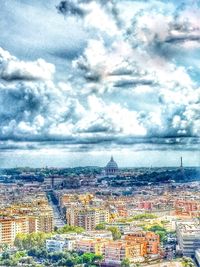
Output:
[195, 249, 200, 267]
[0, 217, 29, 245]
[176, 221, 200, 256]
[0, 211, 53, 246]
[104, 240, 144, 265]
[46, 239, 66, 252]
[38, 213, 54, 233]
[66, 207, 110, 230]
[76, 239, 107, 255]
[83, 230, 113, 240]
[76, 239, 144, 265]
[105, 156, 119, 176]
[124, 231, 160, 256]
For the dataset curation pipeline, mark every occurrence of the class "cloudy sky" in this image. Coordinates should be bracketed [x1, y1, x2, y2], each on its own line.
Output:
[0, 0, 199, 167]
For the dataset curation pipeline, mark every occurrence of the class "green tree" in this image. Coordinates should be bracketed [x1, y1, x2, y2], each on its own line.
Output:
[82, 253, 95, 264]
[56, 224, 84, 234]
[182, 257, 195, 267]
[132, 213, 157, 220]
[1, 251, 10, 260]
[0, 243, 9, 252]
[95, 223, 106, 230]
[155, 230, 167, 242]
[14, 232, 52, 250]
[148, 225, 167, 232]
[14, 250, 27, 260]
[108, 226, 121, 240]
[121, 258, 130, 267]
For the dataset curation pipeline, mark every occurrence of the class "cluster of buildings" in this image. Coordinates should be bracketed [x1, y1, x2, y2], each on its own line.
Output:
[46, 230, 160, 265]
[0, 159, 200, 266]
[0, 184, 54, 245]
[53, 182, 200, 230]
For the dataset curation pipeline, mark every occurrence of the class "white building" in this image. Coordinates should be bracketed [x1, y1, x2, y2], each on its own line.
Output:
[195, 249, 200, 267]
[46, 239, 66, 252]
[46, 234, 79, 252]
[176, 221, 200, 256]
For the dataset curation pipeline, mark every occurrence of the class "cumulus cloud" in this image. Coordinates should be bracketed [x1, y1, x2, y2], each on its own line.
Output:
[0, 48, 55, 81]
[0, 0, 200, 153]
[57, 0, 120, 35]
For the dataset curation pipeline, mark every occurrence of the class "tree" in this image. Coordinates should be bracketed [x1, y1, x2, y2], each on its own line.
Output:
[82, 253, 95, 264]
[14, 250, 27, 260]
[108, 226, 121, 240]
[95, 223, 106, 230]
[155, 230, 167, 243]
[1, 251, 10, 260]
[14, 232, 52, 250]
[56, 224, 84, 234]
[121, 258, 130, 267]
[0, 243, 9, 252]
[182, 257, 195, 267]
[148, 225, 166, 232]
[93, 254, 103, 266]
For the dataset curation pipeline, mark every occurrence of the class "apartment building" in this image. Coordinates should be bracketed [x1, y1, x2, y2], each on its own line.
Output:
[0, 217, 29, 245]
[66, 207, 110, 230]
[176, 221, 200, 256]
[103, 240, 144, 265]
[124, 231, 160, 256]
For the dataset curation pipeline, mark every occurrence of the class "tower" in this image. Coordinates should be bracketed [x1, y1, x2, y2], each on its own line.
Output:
[180, 157, 183, 168]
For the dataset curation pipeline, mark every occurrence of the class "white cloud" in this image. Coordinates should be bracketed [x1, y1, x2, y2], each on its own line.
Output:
[0, 47, 55, 81]
[0, 0, 200, 153]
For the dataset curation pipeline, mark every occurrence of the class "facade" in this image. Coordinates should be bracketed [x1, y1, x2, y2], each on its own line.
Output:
[0, 217, 29, 245]
[176, 221, 200, 256]
[104, 240, 144, 265]
[75, 239, 144, 264]
[0, 213, 54, 246]
[195, 249, 200, 267]
[84, 231, 113, 240]
[66, 207, 110, 230]
[76, 239, 107, 254]
[105, 156, 119, 176]
[46, 239, 66, 252]
[124, 232, 160, 256]
[38, 213, 54, 233]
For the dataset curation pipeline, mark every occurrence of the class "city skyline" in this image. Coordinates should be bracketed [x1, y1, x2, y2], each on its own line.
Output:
[0, 0, 200, 166]
[0, 150, 199, 168]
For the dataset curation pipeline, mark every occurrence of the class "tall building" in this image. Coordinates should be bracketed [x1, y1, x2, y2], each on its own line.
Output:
[0, 217, 29, 245]
[176, 221, 200, 256]
[124, 232, 160, 256]
[105, 156, 119, 176]
[38, 214, 54, 233]
[103, 240, 143, 265]
[66, 207, 110, 230]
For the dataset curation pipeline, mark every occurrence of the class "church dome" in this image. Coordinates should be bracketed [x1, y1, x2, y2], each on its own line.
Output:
[105, 156, 118, 175]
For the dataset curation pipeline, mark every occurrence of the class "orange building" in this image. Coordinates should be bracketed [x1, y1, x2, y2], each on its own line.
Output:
[124, 231, 160, 255]
[76, 239, 107, 255]
[175, 200, 200, 217]
[103, 240, 143, 265]
[76, 239, 143, 265]
[0, 217, 29, 245]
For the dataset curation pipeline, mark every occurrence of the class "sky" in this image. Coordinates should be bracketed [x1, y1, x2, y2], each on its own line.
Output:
[0, 0, 199, 167]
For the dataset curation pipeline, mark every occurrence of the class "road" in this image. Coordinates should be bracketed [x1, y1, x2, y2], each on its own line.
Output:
[51, 200, 66, 228]
[47, 192, 66, 228]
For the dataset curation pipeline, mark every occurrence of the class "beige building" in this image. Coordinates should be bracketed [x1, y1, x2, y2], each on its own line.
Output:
[66, 207, 110, 230]
[0, 217, 29, 245]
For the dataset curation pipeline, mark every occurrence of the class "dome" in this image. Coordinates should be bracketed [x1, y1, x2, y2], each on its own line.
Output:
[105, 156, 118, 175]
[106, 156, 118, 169]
